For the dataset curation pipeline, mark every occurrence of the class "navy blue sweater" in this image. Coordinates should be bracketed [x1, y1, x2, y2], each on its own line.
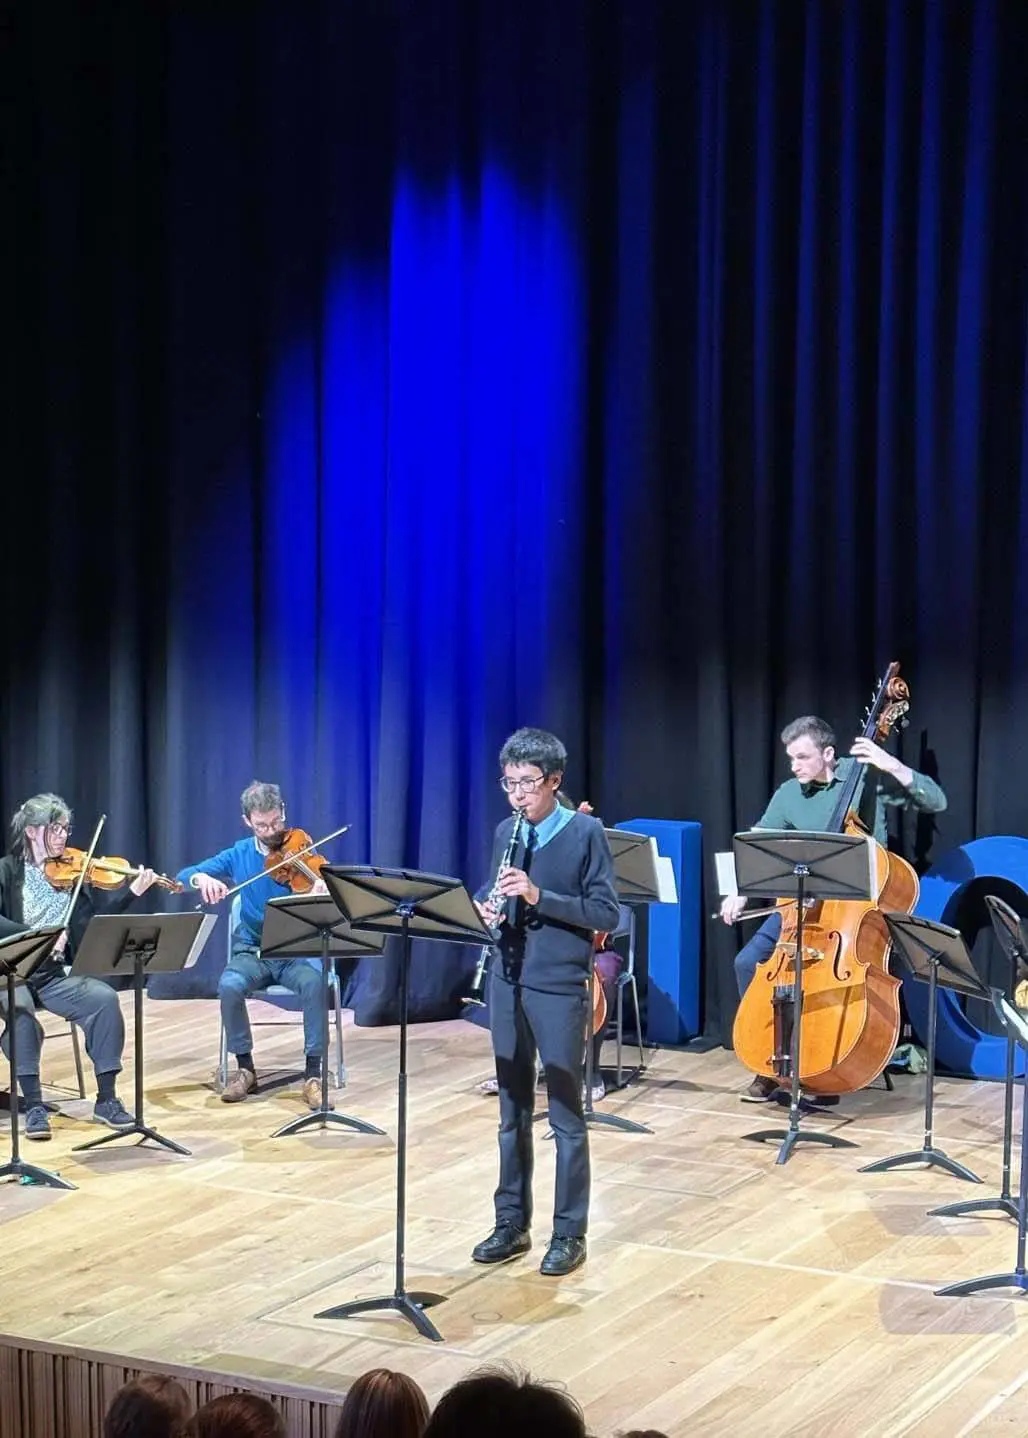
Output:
[484, 812, 620, 997]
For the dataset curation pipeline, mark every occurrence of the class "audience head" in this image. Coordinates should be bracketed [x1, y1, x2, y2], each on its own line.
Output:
[423, 1365, 585, 1438]
[334, 1368, 429, 1438]
[104, 1375, 191, 1438]
[188, 1393, 286, 1438]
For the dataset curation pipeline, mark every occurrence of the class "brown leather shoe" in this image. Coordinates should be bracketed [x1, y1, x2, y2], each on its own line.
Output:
[302, 1077, 333, 1111]
[221, 1068, 258, 1103]
[741, 1074, 779, 1103]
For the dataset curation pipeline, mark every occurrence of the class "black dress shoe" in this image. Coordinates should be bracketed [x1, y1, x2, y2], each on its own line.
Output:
[471, 1223, 531, 1264]
[539, 1234, 587, 1276]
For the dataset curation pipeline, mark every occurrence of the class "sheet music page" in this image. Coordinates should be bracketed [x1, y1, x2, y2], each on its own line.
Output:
[655, 855, 678, 904]
[715, 852, 737, 898]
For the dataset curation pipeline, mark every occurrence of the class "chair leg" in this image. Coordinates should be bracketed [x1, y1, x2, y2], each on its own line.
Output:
[70, 1020, 86, 1099]
[615, 982, 625, 1089]
[218, 1021, 228, 1089]
[332, 981, 346, 1089]
[629, 975, 645, 1072]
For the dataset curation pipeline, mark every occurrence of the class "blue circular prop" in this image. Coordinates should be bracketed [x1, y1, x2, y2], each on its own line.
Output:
[909, 835, 1028, 1077]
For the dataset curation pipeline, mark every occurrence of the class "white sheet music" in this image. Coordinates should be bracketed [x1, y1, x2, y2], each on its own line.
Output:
[715, 851, 737, 897]
[655, 855, 678, 904]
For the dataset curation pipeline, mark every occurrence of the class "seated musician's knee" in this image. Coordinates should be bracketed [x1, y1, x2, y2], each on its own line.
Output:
[218, 968, 251, 1001]
[89, 979, 119, 1014]
[291, 965, 321, 996]
[734, 948, 755, 984]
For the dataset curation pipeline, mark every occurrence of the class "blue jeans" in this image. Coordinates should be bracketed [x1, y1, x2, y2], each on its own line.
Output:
[219, 945, 324, 1058]
[734, 913, 782, 999]
[0, 971, 124, 1077]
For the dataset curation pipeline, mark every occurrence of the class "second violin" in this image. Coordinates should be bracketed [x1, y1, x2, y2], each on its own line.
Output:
[262, 828, 338, 894]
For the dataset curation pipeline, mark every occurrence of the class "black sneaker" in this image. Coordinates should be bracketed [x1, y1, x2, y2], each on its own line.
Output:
[471, 1223, 531, 1264]
[25, 1105, 51, 1141]
[93, 1097, 134, 1129]
[540, 1234, 587, 1276]
[741, 1074, 779, 1103]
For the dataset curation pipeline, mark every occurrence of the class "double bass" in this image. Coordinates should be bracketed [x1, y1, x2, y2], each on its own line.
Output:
[731, 664, 916, 1096]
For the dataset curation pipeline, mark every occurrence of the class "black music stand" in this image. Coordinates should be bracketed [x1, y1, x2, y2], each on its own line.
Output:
[576, 828, 658, 1134]
[936, 990, 1028, 1298]
[929, 895, 1026, 1221]
[315, 866, 491, 1343]
[0, 927, 74, 1190]
[735, 830, 872, 1166]
[71, 912, 216, 1155]
[260, 895, 387, 1139]
[859, 914, 983, 1184]
[605, 828, 663, 1086]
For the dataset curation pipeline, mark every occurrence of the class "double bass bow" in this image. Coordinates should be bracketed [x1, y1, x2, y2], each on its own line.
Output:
[731, 663, 916, 1096]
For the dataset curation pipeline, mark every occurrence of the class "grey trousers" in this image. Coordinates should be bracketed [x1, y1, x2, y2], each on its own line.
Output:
[0, 971, 125, 1077]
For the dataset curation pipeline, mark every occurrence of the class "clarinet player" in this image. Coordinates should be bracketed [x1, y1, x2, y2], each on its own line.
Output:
[471, 728, 619, 1277]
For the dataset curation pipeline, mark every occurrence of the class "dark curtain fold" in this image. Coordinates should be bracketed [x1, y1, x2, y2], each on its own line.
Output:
[5, 0, 1028, 1037]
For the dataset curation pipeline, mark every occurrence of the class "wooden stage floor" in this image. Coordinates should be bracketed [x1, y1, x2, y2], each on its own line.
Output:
[3, 996, 1028, 1437]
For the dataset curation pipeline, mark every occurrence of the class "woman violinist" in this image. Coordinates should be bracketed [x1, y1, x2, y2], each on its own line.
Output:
[175, 781, 339, 1110]
[0, 793, 159, 1140]
[720, 712, 946, 1104]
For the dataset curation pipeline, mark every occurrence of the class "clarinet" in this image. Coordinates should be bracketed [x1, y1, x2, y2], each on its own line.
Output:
[463, 807, 527, 1006]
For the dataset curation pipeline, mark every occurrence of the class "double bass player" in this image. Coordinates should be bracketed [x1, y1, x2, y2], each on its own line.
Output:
[720, 714, 947, 1103]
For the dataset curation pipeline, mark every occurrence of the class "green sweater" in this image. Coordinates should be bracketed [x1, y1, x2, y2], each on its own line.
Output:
[756, 757, 947, 844]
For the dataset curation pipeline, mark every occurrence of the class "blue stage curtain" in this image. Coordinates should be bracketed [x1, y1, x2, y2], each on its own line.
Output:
[4, 1, 1028, 1036]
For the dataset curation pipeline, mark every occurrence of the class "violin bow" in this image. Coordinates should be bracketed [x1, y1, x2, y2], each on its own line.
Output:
[57, 813, 108, 941]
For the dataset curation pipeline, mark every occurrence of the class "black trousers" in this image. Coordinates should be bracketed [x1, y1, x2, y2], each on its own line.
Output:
[489, 976, 590, 1238]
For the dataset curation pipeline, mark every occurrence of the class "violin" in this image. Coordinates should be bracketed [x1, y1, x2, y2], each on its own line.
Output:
[210, 823, 352, 906]
[263, 828, 331, 894]
[44, 848, 185, 893]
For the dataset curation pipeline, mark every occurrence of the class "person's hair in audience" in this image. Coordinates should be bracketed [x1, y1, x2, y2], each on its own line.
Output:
[104, 1374, 192, 1438]
[423, 1365, 585, 1438]
[618, 1431, 669, 1438]
[334, 1367, 429, 1438]
[188, 1392, 286, 1438]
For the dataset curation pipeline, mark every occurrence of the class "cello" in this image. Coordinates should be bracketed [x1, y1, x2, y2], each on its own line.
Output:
[731, 664, 916, 1096]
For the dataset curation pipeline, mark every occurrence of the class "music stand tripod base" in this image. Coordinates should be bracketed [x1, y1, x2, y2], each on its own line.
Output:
[741, 1110, 856, 1167]
[733, 829, 873, 1167]
[318, 866, 494, 1343]
[859, 1147, 983, 1182]
[314, 1289, 446, 1343]
[260, 897, 388, 1140]
[935, 990, 1028, 1299]
[67, 912, 220, 1158]
[859, 913, 983, 1186]
[932, 898, 1028, 1222]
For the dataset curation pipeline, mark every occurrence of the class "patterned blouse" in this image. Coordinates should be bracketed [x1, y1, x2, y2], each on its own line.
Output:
[22, 863, 70, 930]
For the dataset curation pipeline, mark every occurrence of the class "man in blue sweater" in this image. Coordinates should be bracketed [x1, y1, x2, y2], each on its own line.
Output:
[471, 729, 620, 1278]
[177, 781, 329, 1108]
